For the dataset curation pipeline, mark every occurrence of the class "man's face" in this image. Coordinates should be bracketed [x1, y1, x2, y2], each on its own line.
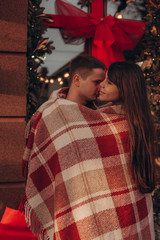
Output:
[78, 68, 105, 105]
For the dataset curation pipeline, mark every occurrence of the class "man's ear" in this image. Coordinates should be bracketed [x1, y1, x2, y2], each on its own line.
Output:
[73, 74, 80, 87]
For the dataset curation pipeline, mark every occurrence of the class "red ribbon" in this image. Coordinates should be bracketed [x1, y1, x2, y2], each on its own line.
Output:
[55, 0, 146, 68]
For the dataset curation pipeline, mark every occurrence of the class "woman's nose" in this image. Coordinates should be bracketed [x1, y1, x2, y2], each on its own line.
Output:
[100, 80, 105, 88]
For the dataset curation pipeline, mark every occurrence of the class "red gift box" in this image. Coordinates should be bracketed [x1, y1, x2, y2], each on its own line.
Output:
[0, 207, 38, 240]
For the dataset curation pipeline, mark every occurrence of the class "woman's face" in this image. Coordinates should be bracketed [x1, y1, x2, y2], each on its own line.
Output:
[98, 73, 120, 103]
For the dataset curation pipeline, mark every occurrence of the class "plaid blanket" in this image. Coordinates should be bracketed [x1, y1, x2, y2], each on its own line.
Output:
[20, 88, 155, 240]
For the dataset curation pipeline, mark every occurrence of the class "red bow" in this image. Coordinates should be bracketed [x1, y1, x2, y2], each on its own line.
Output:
[55, 0, 146, 68]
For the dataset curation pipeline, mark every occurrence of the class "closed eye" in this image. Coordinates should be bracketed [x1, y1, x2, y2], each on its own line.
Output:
[106, 80, 112, 85]
[95, 80, 103, 85]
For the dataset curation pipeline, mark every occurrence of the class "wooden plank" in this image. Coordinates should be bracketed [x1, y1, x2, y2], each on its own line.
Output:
[0, 95, 26, 117]
[0, 0, 27, 52]
[0, 53, 26, 116]
[0, 183, 25, 220]
[0, 120, 26, 182]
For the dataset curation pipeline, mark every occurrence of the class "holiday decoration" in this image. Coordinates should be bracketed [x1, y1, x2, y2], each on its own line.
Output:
[38, 71, 70, 86]
[27, 0, 55, 121]
[54, 0, 145, 69]
[134, 1, 160, 237]
[135, 0, 160, 138]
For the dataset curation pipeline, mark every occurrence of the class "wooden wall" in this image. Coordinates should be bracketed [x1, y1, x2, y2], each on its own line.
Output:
[0, 0, 28, 219]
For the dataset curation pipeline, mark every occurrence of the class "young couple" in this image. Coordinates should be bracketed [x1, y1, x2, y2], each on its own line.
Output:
[20, 55, 156, 240]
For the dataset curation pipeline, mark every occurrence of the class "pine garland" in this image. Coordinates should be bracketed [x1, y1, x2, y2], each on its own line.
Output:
[27, 0, 54, 121]
[134, 0, 160, 143]
[138, 1, 160, 237]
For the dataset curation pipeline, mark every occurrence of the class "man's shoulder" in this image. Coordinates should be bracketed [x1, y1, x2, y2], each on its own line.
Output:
[30, 87, 69, 125]
[36, 88, 64, 114]
[26, 91, 59, 133]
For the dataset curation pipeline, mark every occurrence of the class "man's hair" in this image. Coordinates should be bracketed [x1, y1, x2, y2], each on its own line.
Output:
[69, 55, 106, 81]
[108, 61, 157, 194]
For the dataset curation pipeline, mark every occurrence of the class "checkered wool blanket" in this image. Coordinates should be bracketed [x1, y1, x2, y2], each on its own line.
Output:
[20, 88, 155, 240]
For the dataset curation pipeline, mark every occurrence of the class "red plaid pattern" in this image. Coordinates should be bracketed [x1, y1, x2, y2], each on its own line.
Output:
[20, 89, 155, 240]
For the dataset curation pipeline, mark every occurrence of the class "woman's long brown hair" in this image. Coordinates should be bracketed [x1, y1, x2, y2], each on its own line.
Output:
[108, 61, 157, 193]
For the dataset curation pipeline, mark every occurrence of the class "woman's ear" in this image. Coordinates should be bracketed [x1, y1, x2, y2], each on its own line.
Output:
[73, 73, 80, 87]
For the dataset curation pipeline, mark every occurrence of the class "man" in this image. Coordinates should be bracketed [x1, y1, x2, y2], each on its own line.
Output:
[49, 55, 106, 106]
[20, 55, 108, 240]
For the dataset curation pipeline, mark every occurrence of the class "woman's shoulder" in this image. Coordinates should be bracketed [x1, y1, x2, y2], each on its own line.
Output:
[94, 101, 125, 116]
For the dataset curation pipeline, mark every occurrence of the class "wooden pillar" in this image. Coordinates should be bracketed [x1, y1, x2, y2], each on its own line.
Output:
[0, 0, 28, 219]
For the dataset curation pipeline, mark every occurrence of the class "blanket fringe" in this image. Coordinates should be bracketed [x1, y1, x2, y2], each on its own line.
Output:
[20, 198, 49, 240]
[19, 194, 26, 212]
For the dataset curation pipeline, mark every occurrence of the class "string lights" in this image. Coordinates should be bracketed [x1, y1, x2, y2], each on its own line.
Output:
[38, 72, 70, 86]
[115, 12, 123, 19]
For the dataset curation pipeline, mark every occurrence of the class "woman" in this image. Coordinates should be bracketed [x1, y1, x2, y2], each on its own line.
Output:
[98, 61, 156, 194]
[94, 61, 157, 239]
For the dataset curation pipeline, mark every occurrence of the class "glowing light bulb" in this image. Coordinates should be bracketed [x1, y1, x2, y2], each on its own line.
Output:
[116, 13, 123, 19]
[59, 81, 63, 85]
[64, 72, 69, 78]
[40, 77, 44, 81]
[58, 77, 62, 82]
[50, 79, 54, 84]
